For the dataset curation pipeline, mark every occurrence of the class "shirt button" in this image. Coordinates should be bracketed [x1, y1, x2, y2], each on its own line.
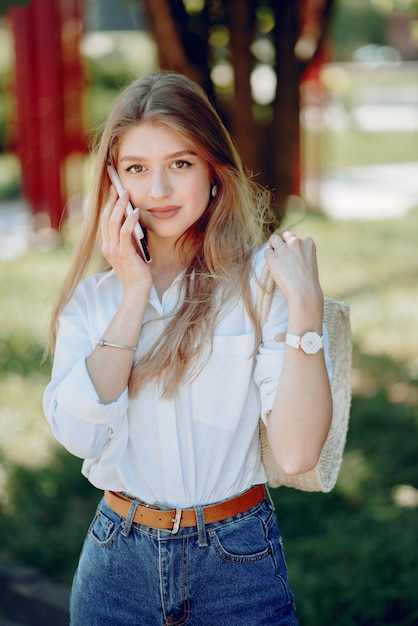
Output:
[108, 426, 114, 438]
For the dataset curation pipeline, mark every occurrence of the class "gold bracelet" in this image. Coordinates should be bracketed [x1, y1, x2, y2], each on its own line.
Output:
[96, 339, 137, 351]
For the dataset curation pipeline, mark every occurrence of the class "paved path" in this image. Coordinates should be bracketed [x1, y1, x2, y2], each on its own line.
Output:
[317, 161, 418, 220]
[0, 198, 33, 261]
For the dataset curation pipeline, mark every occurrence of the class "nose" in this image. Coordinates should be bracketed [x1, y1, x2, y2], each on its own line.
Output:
[149, 168, 171, 199]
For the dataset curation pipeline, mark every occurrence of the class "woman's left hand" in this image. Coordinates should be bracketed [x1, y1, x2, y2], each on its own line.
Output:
[264, 231, 323, 304]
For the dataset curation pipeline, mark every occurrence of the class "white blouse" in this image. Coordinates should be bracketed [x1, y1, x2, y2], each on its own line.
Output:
[43, 246, 331, 508]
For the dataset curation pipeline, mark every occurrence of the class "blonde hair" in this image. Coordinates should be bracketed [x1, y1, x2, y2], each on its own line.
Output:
[49, 71, 277, 396]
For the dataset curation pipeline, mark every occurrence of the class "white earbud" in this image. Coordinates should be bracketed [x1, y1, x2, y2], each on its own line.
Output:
[211, 184, 218, 197]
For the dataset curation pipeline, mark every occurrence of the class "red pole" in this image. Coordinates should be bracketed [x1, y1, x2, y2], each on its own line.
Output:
[9, 3, 44, 217]
[8, 0, 86, 232]
[34, 0, 65, 230]
[60, 0, 86, 157]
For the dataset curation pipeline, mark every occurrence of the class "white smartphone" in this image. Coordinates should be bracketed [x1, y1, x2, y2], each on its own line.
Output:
[106, 161, 151, 263]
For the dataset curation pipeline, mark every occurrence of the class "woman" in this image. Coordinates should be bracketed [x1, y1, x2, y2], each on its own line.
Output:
[44, 71, 332, 625]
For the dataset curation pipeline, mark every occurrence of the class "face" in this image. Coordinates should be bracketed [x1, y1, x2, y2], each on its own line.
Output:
[115, 122, 212, 250]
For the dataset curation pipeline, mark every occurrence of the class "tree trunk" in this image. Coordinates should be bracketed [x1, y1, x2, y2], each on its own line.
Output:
[143, 0, 195, 77]
[143, 0, 214, 95]
[225, 0, 260, 178]
[268, 0, 302, 217]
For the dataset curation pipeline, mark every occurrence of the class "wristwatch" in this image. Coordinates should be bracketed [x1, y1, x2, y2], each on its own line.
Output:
[285, 331, 324, 355]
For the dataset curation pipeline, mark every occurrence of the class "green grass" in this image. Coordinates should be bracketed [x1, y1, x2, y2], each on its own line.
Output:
[315, 128, 418, 171]
[0, 209, 417, 624]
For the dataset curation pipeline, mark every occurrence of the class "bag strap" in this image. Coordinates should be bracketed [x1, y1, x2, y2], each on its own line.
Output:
[256, 263, 276, 327]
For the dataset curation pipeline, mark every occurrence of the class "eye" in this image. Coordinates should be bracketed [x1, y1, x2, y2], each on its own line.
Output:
[171, 160, 192, 170]
[126, 164, 145, 174]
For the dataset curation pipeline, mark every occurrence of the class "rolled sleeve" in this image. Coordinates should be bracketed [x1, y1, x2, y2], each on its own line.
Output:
[55, 357, 129, 424]
[254, 284, 288, 424]
[43, 276, 129, 458]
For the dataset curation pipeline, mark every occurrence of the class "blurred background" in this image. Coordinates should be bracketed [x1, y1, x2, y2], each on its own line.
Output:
[0, 1, 417, 624]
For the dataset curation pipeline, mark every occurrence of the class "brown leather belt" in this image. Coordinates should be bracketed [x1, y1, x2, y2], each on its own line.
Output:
[105, 484, 265, 534]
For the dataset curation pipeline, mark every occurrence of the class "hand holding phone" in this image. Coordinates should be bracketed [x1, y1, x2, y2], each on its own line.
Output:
[107, 161, 151, 263]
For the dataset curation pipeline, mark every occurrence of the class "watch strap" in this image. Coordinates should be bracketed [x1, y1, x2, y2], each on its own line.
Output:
[285, 332, 302, 349]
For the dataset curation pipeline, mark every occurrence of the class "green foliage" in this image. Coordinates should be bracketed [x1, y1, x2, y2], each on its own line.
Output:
[0, 450, 99, 581]
[273, 387, 418, 625]
[330, 3, 387, 61]
[0, 0, 32, 18]
[316, 128, 418, 171]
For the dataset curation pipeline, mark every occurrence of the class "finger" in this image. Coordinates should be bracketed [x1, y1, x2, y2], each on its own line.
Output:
[281, 230, 297, 244]
[101, 187, 120, 226]
[108, 192, 130, 238]
[120, 207, 140, 242]
[268, 233, 285, 251]
[101, 190, 133, 260]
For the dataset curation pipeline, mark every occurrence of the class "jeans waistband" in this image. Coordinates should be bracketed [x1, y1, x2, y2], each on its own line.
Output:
[104, 484, 265, 534]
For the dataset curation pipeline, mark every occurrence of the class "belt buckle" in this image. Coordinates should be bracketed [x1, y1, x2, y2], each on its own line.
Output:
[170, 508, 182, 534]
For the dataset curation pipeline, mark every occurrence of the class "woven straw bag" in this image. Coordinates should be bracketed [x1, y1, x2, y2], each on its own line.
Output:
[256, 264, 352, 492]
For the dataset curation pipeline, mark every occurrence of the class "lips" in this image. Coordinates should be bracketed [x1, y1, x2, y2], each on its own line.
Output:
[148, 206, 181, 219]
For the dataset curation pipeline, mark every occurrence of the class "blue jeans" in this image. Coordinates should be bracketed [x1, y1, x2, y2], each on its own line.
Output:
[70, 492, 299, 625]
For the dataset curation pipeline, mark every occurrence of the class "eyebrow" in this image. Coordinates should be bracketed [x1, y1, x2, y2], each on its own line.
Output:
[119, 150, 197, 163]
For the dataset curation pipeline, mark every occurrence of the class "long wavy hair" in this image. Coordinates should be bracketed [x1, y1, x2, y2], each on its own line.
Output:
[48, 71, 277, 396]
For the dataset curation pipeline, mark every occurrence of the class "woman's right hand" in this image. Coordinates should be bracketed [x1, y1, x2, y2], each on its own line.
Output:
[85, 188, 153, 404]
[100, 187, 152, 297]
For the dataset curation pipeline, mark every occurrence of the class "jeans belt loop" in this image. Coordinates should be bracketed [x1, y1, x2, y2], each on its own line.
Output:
[193, 505, 208, 546]
[121, 498, 140, 537]
[170, 508, 182, 534]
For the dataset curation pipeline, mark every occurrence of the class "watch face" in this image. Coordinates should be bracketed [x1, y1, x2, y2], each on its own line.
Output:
[301, 332, 323, 354]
